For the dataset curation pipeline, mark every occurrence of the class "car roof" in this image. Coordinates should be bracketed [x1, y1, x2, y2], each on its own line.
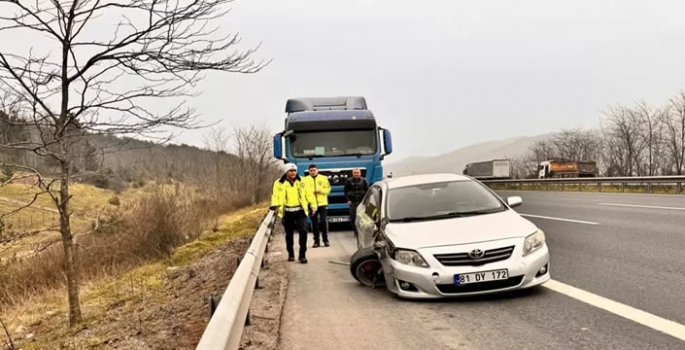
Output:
[381, 173, 472, 190]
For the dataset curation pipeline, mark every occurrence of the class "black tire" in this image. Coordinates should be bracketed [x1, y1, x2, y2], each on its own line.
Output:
[350, 247, 386, 287]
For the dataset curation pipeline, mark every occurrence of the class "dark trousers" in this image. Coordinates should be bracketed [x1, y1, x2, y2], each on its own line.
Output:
[283, 210, 308, 258]
[311, 205, 329, 243]
[349, 202, 359, 236]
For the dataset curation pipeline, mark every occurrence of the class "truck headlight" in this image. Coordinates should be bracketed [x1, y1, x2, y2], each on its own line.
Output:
[523, 229, 545, 256]
[394, 249, 429, 268]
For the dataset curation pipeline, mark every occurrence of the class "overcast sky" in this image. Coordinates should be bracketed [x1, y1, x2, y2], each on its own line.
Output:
[6, 0, 685, 161]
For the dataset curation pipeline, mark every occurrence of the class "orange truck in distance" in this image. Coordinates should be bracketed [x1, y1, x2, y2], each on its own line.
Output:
[538, 159, 598, 178]
[538, 159, 577, 178]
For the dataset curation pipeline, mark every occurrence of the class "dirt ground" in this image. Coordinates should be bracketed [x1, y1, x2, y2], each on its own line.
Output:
[81, 235, 255, 350]
[239, 224, 289, 350]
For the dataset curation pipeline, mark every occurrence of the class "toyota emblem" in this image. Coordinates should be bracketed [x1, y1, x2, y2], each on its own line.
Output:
[468, 249, 485, 259]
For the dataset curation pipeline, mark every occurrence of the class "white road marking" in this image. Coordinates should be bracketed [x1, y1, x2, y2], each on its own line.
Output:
[329, 260, 351, 266]
[519, 214, 599, 225]
[544, 280, 685, 342]
[599, 203, 685, 211]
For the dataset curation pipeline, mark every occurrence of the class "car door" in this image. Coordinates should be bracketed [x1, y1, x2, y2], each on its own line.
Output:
[355, 185, 381, 250]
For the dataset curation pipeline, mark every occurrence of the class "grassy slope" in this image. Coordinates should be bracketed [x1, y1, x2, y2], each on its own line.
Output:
[0, 182, 145, 259]
[3, 204, 268, 349]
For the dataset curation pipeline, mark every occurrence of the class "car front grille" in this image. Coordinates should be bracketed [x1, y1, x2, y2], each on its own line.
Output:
[436, 275, 524, 294]
[433, 245, 515, 266]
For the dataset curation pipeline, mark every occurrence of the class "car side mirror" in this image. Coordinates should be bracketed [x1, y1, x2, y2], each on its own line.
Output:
[507, 196, 523, 208]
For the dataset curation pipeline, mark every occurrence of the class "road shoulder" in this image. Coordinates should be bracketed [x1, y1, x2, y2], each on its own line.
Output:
[239, 224, 289, 350]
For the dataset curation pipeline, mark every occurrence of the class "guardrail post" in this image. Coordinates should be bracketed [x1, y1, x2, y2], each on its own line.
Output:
[678, 182, 682, 194]
[598, 183, 602, 192]
[208, 295, 221, 318]
[648, 183, 652, 194]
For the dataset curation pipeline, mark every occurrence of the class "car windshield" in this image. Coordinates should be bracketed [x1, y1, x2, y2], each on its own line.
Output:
[288, 130, 376, 158]
[386, 180, 507, 222]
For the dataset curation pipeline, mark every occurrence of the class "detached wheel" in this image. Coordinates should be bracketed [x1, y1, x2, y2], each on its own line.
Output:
[350, 247, 386, 288]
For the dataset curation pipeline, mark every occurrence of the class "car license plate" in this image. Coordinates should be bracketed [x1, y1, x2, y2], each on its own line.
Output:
[454, 269, 508, 285]
[328, 217, 349, 223]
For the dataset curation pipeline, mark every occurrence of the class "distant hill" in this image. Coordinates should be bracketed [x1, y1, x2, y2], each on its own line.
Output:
[385, 133, 554, 177]
[0, 114, 277, 199]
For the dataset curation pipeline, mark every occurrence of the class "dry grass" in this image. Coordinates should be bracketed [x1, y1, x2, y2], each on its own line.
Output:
[0, 182, 147, 261]
[1, 204, 267, 350]
[0, 183, 246, 308]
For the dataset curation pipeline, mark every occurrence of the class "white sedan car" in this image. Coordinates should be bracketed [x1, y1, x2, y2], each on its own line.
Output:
[349, 173, 550, 299]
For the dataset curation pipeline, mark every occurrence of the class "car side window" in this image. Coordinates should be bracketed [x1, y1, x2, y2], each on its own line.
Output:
[364, 187, 380, 218]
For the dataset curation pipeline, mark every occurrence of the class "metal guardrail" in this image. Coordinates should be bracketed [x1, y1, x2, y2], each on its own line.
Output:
[480, 175, 685, 194]
[196, 209, 277, 350]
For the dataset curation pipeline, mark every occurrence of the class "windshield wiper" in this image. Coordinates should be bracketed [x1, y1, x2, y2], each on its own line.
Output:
[389, 208, 504, 222]
[389, 216, 431, 222]
[450, 207, 505, 216]
[389, 212, 467, 222]
[345, 152, 369, 158]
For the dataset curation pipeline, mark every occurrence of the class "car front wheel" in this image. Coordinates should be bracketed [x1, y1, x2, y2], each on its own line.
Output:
[350, 247, 386, 288]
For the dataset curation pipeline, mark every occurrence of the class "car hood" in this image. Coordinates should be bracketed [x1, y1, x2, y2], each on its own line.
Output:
[383, 209, 538, 249]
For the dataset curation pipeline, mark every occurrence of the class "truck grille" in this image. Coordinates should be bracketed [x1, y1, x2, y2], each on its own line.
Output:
[433, 246, 515, 266]
[307, 169, 367, 186]
[327, 195, 348, 205]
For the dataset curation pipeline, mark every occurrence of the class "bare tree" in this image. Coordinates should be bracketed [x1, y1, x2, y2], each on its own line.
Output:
[634, 101, 666, 176]
[507, 155, 537, 179]
[600, 104, 643, 176]
[1, 316, 16, 350]
[231, 123, 278, 203]
[202, 126, 233, 207]
[665, 92, 685, 175]
[202, 123, 278, 207]
[0, 0, 267, 326]
[528, 139, 556, 164]
[550, 128, 602, 163]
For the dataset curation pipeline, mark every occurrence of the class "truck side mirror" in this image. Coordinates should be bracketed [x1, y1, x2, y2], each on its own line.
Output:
[381, 128, 393, 159]
[273, 133, 283, 159]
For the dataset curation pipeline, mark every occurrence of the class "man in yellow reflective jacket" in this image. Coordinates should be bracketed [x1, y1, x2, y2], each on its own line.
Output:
[303, 164, 331, 248]
[270, 163, 316, 263]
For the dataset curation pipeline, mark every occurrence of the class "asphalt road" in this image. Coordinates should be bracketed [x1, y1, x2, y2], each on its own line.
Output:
[278, 191, 685, 350]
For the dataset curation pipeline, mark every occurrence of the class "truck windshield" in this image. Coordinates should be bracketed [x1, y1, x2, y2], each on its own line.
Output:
[288, 130, 376, 158]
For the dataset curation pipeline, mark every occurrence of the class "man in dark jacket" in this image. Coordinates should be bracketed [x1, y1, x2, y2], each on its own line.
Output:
[343, 168, 369, 236]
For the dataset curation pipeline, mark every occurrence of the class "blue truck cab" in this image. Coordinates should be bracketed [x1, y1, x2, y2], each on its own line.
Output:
[272, 96, 393, 224]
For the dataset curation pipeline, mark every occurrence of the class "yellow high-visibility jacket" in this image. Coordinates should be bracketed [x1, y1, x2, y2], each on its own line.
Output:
[270, 174, 316, 218]
[303, 174, 331, 207]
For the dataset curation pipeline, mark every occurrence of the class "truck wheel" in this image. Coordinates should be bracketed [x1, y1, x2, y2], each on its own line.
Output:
[350, 247, 386, 288]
